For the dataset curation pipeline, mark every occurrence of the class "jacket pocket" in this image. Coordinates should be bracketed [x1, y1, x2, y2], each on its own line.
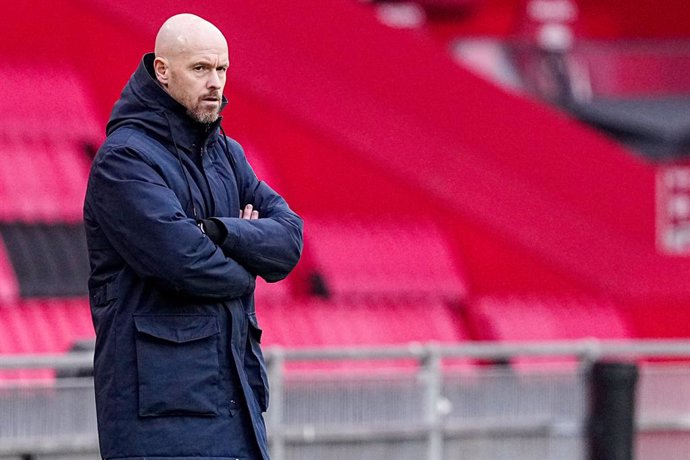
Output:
[245, 313, 270, 412]
[133, 315, 221, 417]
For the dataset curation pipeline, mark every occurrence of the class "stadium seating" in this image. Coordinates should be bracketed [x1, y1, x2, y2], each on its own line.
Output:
[466, 295, 632, 342]
[0, 298, 93, 380]
[0, 64, 98, 380]
[0, 223, 90, 298]
[0, 64, 97, 224]
[259, 297, 467, 347]
[257, 296, 472, 371]
[0, 138, 91, 223]
[571, 42, 690, 97]
[0, 65, 101, 141]
[301, 217, 468, 301]
[254, 276, 292, 304]
[464, 294, 634, 368]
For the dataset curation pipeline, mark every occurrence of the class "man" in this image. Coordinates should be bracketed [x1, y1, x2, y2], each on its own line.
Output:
[84, 13, 303, 460]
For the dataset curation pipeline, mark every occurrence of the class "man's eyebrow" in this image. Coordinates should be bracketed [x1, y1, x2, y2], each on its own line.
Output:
[189, 59, 229, 68]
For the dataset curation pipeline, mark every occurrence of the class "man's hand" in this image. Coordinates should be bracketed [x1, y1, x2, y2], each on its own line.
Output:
[198, 205, 257, 244]
[240, 204, 259, 220]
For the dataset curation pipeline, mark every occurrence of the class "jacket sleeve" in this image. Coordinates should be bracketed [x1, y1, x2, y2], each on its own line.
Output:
[212, 138, 304, 283]
[87, 145, 255, 299]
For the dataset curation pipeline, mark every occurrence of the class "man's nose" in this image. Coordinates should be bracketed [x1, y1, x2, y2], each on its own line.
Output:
[207, 71, 222, 89]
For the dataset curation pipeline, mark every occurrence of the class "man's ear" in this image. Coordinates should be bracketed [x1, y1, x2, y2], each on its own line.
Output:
[153, 57, 169, 87]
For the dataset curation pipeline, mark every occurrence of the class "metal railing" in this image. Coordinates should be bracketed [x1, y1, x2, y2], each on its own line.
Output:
[1, 339, 690, 460]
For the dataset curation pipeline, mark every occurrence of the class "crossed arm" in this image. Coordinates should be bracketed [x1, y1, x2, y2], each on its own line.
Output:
[89, 138, 303, 298]
[202, 181, 304, 283]
[87, 146, 256, 300]
[198, 137, 304, 283]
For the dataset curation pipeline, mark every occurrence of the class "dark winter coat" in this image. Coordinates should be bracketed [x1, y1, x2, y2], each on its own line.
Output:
[83, 53, 303, 460]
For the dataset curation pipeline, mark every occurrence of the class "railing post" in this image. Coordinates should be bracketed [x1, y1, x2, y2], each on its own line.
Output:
[267, 347, 286, 460]
[422, 343, 443, 460]
[588, 361, 639, 460]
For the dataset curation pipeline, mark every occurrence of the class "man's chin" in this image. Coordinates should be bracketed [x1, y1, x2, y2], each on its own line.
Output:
[188, 109, 219, 125]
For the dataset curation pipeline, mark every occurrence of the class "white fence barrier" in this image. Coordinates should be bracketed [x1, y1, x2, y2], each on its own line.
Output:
[1, 339, 690, 460]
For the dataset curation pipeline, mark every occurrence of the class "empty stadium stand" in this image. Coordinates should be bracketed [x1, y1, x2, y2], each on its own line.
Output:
[2, 2, 690, 459]
[562, 40, 690, 159]
[0, 0, 687, 374]
[0, 137, 87, 223]
[0, 65, 101, 141]
[464, 294, 634, 368]
[0, 0, 687, 373]
[0, 65, 97, 302]
[466, 295, 632, 342]
[258, 296, 472, 371]
[46, 0, 689, 340]
[0, 68, 96, 223]
[0, 63, 100, 380]
[0, 298, 92, 380]
[301, 218, 468, 301]
[260, 297, 467, 348]
[0, 223, 89, 298]
[254, 276, 292, 304]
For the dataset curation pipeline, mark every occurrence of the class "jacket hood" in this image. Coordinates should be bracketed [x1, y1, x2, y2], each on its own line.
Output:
[106, 53, 228, 152]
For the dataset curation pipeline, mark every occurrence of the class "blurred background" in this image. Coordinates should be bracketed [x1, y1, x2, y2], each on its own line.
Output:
[1, 0, 690, 459]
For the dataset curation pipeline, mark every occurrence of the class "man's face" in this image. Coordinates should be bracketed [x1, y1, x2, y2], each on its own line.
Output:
[166, 47, 229, 124]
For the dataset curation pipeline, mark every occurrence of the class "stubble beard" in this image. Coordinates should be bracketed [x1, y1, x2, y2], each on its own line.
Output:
[166, 80, 221, 125]
[187, 106, 220, 125]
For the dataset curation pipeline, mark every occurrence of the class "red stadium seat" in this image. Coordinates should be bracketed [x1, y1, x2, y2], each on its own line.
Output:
[257, 297, 472, 371]
[0, 65, 101, 141]
[465, 295, 633, 368]
[254, 276, 292, 304]
[0, 298, 94, 380]
[467, 295, 632, 341]
[0, 64, 97, 224]
[0, 138, 91, 223]
[302, 218, 468, 302]
[573, 42, 690, 97]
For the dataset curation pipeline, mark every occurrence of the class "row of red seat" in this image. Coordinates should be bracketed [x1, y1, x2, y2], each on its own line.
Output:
[0, 63, 634, 379]
[0, 65, 101, 141]
[299, 218, 468, 301]
[0, 292, 633, 378]
[0, 65, 97, 224]
[0, 138, 92, 223]
[0, 298, 93, 380]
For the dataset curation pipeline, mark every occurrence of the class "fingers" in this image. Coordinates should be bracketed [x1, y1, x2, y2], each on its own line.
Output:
[240, 204, 259, 220]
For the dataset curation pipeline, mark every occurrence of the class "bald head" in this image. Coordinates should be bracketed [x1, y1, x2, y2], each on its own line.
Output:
[155, 13, 227, 61]
[153, 14, 229, 124]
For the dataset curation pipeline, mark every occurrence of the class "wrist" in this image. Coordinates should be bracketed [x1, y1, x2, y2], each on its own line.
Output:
[199, 218, 227, 244]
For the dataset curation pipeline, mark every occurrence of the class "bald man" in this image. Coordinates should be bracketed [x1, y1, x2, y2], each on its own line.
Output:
[154, 14, 229, 125]
[84, 13, 303, 460]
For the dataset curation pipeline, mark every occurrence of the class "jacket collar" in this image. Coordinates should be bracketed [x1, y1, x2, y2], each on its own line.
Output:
[106, 53, 228, 154]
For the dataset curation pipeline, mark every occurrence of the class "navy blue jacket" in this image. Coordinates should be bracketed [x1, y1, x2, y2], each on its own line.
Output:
[84, 53, 303, 460]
